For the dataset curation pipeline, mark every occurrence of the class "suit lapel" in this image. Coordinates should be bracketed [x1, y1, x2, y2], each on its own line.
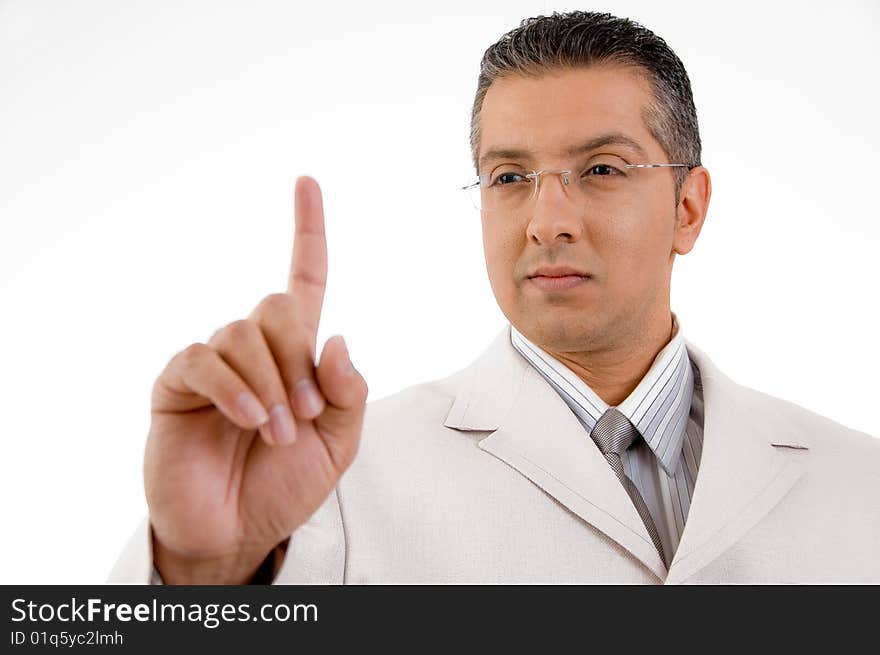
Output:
[444, 326, 668, 580]
[445, 326, 814, 584]
[664, 342, 810, 584]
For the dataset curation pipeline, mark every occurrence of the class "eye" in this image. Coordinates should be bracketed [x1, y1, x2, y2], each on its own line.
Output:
[585, 163, 622, 176]
[489, 170, 529, 186]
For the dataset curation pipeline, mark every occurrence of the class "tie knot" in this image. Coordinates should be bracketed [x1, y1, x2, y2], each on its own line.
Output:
[590, 408, 639, 456]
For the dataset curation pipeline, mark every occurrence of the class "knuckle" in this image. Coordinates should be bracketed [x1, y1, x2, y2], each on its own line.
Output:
[224, 319, 255, 341]
[257, 292, 295, 317]
[179, 342, 210, 368]
[210, 319, 256, 348]
[292, 269, 326, 288]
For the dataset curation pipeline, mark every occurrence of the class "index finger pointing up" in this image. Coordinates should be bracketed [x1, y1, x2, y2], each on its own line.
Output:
[288, 176, 328, 343]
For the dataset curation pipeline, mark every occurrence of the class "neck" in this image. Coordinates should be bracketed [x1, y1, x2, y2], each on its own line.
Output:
[543, 309, 675, 407]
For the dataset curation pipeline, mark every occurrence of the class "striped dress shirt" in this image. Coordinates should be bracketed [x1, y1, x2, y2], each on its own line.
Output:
[510, 314, 705, 566]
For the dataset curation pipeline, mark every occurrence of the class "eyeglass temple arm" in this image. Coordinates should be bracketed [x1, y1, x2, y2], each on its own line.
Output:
[624, 163, 693, 169]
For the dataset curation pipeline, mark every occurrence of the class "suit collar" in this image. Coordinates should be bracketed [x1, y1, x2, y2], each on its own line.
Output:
[442, 326, 526, 431]
[444, 325, 809, 583]
[509, 317, 693, 477]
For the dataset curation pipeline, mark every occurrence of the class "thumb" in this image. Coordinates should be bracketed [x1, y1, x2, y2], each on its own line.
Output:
[313, 335, 368, 467]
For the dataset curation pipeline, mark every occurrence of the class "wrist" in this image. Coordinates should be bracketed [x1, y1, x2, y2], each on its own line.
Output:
[151, 533, 282, 585]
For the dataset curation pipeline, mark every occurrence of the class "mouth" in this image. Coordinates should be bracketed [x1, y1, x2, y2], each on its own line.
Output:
[527, 274, 591, 292]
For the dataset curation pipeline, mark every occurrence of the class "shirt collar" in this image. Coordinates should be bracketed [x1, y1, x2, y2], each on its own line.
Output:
[509, 313, 694, 476]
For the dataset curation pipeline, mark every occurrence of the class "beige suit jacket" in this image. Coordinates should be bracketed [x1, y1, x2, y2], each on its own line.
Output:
[110, 326, 880, 584]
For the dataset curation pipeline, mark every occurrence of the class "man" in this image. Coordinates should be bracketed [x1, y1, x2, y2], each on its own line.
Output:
[110, 11, 880, 584]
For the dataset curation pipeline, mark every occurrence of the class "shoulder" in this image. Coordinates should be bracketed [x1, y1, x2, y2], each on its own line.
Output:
[688, 339, 879, 459]
[361, 367, 468, 433]
[732, 380, 880, 462]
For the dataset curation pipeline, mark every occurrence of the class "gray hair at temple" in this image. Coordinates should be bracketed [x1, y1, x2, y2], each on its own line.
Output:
[469, 11, 702, 197]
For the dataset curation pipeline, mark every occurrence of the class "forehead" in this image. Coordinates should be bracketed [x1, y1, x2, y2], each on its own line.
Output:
[478, 66, 660, 163]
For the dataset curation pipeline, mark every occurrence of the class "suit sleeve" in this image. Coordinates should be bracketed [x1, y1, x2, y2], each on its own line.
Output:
[107, 517, 154, 584]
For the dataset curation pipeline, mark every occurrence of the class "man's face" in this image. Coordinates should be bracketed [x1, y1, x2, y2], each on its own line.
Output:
[478, 65, 687, 354]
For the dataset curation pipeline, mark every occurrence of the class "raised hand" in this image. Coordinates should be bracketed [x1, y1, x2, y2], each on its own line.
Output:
[143, 177, 368, 584]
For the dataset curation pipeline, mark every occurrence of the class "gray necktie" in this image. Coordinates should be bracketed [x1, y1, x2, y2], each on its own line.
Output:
[590, 407, 667, 565]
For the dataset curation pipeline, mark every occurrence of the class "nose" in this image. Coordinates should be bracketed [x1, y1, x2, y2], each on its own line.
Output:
[525, 174, 585, 244]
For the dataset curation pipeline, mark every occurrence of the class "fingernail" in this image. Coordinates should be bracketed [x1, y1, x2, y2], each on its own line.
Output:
[269, 404, 296, 445]
[237, 392, 269, 426]
[293, 379, 325, 418]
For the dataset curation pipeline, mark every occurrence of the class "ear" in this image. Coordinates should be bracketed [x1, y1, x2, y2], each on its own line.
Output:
[672, 166, 711, 255]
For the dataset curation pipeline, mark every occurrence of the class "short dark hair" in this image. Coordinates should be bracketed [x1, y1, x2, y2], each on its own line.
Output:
[470, 11, 701, 194]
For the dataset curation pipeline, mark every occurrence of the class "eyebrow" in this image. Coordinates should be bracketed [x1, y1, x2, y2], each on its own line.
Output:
[478, 132, 649, 169]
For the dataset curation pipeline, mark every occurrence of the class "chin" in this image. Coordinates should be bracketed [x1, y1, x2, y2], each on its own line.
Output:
[514, 312, 608, 353]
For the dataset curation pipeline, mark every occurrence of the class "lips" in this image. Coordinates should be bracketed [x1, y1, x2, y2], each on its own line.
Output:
[528, 272, 591, 292]
[527, 265, 591, 278]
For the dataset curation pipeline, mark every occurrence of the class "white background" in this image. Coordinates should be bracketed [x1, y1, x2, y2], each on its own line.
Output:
[1, 0, 877, 583]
